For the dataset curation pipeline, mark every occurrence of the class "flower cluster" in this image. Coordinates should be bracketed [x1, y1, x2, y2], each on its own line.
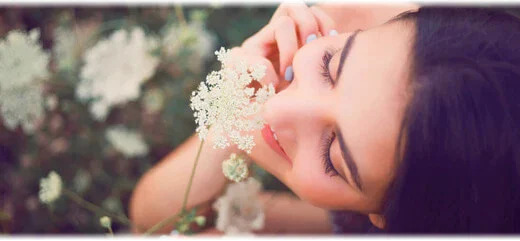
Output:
[76, 28, 159, 121]
[213, 177, 264, 235]
[190, 47, 275, 153]
[0, 29, 49, 133]
[222, 153, 249, 182]
[39, 171, 63, 204]
[105, 125, 149, 158]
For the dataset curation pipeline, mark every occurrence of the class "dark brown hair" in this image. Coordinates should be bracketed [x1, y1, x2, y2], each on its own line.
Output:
[383, 7, 520, 233]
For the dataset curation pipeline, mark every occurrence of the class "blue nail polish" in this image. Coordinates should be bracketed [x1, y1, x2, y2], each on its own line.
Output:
[329, 29, 338, 36]
[306, 34, 317, 44]
[285, 66, 294, 82]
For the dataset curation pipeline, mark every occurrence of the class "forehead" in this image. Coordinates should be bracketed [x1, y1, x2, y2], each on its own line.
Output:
[335, 21, 414, 196]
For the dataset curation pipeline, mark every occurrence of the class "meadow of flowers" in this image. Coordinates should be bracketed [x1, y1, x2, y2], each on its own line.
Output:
[0, 6, 292, 234]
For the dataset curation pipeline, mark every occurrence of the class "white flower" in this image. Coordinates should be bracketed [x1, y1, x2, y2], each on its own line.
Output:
[162, 21, 215, 60]
[39, 171, 63, 204]
[222, 153, 248, 182]
[0, 29, 49, 90]
[77, 28, 159, 121]
[213, 177, 264, 235]
[99, 216, 112, 228]
[105, 125, 149, 158]
[0, 29, 49, 133]
[190, 47, 275, 153]
[1, 85, 44, 133]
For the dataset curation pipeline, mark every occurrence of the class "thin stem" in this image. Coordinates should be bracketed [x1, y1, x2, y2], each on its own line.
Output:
[63, 189, 131, 226]
[142, 139, 206, 235]
[107, 226, 114, 236]
[175, 5, 187, 26]
[143, 212, 182, 235]
[181, 139, 205, 211]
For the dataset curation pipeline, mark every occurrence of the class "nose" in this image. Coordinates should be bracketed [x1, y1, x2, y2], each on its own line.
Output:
[262, 76, 333, 141]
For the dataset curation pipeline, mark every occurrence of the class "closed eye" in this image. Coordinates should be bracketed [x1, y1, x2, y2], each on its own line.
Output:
[320, 48, 339, 87]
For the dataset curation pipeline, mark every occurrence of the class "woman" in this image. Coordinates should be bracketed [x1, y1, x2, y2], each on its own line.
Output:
[130, 4, 520, 234]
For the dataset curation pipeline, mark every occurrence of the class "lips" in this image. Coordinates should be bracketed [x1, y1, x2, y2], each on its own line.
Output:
[261, 124, 292, 164]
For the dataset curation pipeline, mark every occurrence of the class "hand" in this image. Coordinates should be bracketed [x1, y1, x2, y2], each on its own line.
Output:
[241, 2, 337, 90]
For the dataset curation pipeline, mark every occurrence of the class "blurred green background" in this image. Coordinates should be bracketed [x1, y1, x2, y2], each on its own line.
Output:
[0, 5, 284, 234]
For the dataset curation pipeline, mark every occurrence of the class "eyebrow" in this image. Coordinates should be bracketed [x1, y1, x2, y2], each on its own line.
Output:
[335, 30, 361, 80]
[336, 130, 363, 190]
[335, 30, 363, 191]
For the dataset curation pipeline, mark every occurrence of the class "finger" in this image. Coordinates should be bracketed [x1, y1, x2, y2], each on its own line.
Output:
[242, 16, 298, 77]
[285, 4, 320, 45]
[269, 2, 297, 23]
[273, 16, 298, 77]
[310, 6, 337, 36]
[241, 23, 274, 57]
[270, 2, 319, 45]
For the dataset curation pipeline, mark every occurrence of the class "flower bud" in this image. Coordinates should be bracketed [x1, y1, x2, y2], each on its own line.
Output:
[194, 216, 206, 226]
[222, 153, 248, 182]
[99, 216, 112, 229]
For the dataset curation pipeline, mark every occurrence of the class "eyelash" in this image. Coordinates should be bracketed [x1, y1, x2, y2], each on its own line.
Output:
[319, 48, 340, 177]
[321, 131, 339, 177]
[320, 48, 338, 87]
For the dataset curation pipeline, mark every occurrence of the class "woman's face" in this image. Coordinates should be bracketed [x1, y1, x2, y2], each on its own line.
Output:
[253, 20, 415, 213]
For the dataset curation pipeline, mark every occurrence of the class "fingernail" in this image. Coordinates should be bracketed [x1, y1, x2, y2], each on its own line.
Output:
[284, 66, 294, 82]
[306, 34, 317, 44]
[329, 29, 338, 36]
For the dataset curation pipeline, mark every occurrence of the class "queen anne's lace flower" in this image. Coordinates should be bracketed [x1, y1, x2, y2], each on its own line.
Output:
[213, 177, 264, 235]
[0, 29, 49, 133]
[0, 29, 49, 90]
[105, 125, 149, 158]
[77, 28, 159, 121]
[190, 47, 275, 153]
[222, 153, 248, 182]
[1, 86, 44, 133]
[39, 171, 63, 204]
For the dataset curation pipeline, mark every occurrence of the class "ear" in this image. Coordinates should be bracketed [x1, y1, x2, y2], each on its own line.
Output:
[368, 213, 386, 229]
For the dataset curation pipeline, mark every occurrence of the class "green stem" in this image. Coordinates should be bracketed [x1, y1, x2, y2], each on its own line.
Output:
[107, 226, 114, 236]
[143, 212, 182, 235]
[175, 5, 187, 26]
[181, 139, 205, 211]
[63, 189, 131, 227]
[143, 139, 205, 235]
